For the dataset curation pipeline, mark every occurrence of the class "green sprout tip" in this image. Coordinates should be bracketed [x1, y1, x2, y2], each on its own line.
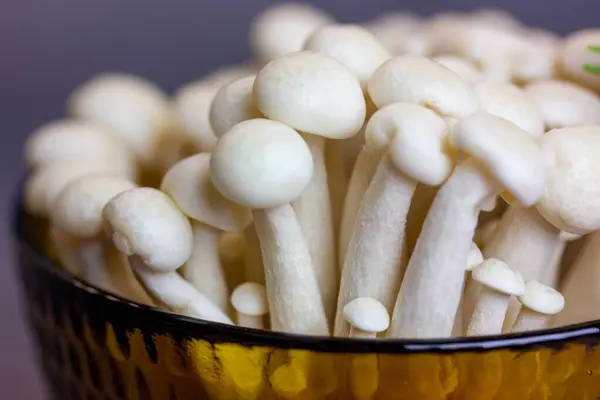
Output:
[584, 45, 600, 74]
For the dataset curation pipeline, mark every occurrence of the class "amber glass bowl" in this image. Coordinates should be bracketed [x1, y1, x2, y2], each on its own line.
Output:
[12, 195, 600, 400]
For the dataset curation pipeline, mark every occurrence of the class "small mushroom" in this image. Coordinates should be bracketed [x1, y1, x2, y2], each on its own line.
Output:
[541, 231, 582, 289]
[254, 51, 366, 324]
[525, 80, 600, 130]
[161, 153, 252, 313]
[302, 24, 391, 264]
[50, 174, 152, 304]
[559, 29, 600, 93]
[210, 118, 328, 335]
[335, 103, 453, 337]
[230, 282, 269, 329]
[103, 187, 232, 324]
[249, 3, 332, 65]
[343, 297, 390, 339]
[466, 259, 525, 336]
[67, 72, 173, 167]
[512, 281, 564, 332]
[24, 119, 137, 179]
[387, 112, 545, 338]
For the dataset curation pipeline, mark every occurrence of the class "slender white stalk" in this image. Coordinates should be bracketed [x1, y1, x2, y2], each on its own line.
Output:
[78, 238, 118, 294]
[388, 161, 494, 338]
[103, 246, 155, 305]
[253, 204, 329, 335]
[467, 288, 511, 336]
[182, 221, 230, 313]
[339, 147, 384, 263]
[130, 256, 233, 324]
[512, 309, 551, 332]
[335, 154, 416, 336]
[237, 313, 264, 330]
[292, 134, 337, 325]
[542, 239, 567, 288]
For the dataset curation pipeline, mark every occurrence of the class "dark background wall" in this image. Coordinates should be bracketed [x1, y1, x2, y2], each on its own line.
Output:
[1, 0, 598, 397]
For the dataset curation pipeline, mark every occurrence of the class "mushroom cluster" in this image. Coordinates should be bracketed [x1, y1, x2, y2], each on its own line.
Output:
[22, 3, 600, 339]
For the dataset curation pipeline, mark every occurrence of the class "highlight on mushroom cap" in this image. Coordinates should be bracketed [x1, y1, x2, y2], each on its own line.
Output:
[231, 282, 269, 316]
[253, 51, 366, 139]
[343, 297, 390, 333]
[209, 118, 314, 209]
[518, 281, 565, 315]
[471, 258, 525, 296]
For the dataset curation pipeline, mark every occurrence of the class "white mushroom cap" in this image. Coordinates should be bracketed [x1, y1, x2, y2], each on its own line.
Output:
[209, 76, 261, 138]
[518, 281, 565, 315]
[210, 119, 313, 209]
[368, 56, 479, 118]
[560, 29, 600, 93]
[367, 11, 422, 38]
[473, 81, 545, 137]
[471, 258, 525, 296]
[559, 231, 582, 242]
[425, 12, 468, 54]
[432, 55, 483, 84]
[67, 73, 171, 164]
[303, 24, 391, 89]
[230, 282, 268, 316]
[467, 8, 523, 31]
[253, 51, 366, 139]
[365, 103, 454, 186]
[173, 81, 220, 152]
[466, 242, 484, 271]
[536, 125, 600, 235]
[343, 297, 390, 333]
[24, 159, 132, 217]
[24, 119, 137, 178]
[249, 2, 333, 64]
[451, 111, 546, 207]
[50, 175, 137, 239]
[160, 153, 252, 232]
[103, 187, 194, 272]
[524, 80, 600, 129]
[366, 12, 427, 56]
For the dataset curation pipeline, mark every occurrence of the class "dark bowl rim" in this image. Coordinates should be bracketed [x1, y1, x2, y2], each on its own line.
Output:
[11, 186, 600, 354]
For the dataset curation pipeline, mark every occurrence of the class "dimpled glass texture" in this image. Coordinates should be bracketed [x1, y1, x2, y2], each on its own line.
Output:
[13, 202, 600, 400]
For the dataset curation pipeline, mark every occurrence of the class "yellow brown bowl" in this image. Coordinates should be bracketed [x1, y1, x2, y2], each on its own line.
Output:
[12, 193, 600, 400]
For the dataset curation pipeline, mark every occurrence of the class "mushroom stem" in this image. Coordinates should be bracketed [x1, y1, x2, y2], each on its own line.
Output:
[467, 288, 511, 336]
[325, 139, 349, 243]
[77, 238, 117, 293]
[237, 313, 264, 330]
[349, 326, 376, 339]
[129, 256, 233, 324]
[339, 146, 384, 263]
[104, 247, 155, 305]
[253, 204, 330, 335]
[243, 224, 265, 284]
[335, 154, 416, 336]
[542, 239, 567, 288]
[512, 308, 551, 332]
[485, 206, 561, 282]
[292, 133, 337, 324]
[388, 160, 494, 338]
[182, 221, 230, 313]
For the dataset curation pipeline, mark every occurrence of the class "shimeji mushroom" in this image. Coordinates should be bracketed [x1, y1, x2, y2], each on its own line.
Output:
[24, 159, 135, 275]
[209, 118, 329, 335]
[304, 24, 391, 244]
[103, 187, 233, 324]
[387, 112, 545, 338]
[249, 2, 332, 65]
[343, 297, 390, 400]
[254, 51, 366, 324]
[485, 126, 600, 316]
[454, 242, 484, 335]
[559, 29, 600, 93]
[67, 73, 174, 169]
[542, 231, 582, 289]
[363, 55, 478, 267]
[24, 119, 137, 179]
[50, 174, 153, 304]
[466, 259, 525, 336]
[161, 153, 252, 313]
[230, 282, 268, 329]
[334, 103, 453, 337]
[512, 281, 564, 333]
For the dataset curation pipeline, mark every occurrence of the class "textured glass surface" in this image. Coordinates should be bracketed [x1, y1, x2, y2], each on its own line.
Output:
[14, 210, 600, 399]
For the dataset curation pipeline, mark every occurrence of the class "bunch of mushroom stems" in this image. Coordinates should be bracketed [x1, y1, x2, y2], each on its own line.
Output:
[23, 2, 600, 340]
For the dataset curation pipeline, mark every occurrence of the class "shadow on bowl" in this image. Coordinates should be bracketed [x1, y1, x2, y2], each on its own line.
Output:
[12, 192, 600, 400]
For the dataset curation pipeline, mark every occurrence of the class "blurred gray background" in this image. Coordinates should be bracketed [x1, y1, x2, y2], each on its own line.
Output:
[0, 0, 598, 397]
